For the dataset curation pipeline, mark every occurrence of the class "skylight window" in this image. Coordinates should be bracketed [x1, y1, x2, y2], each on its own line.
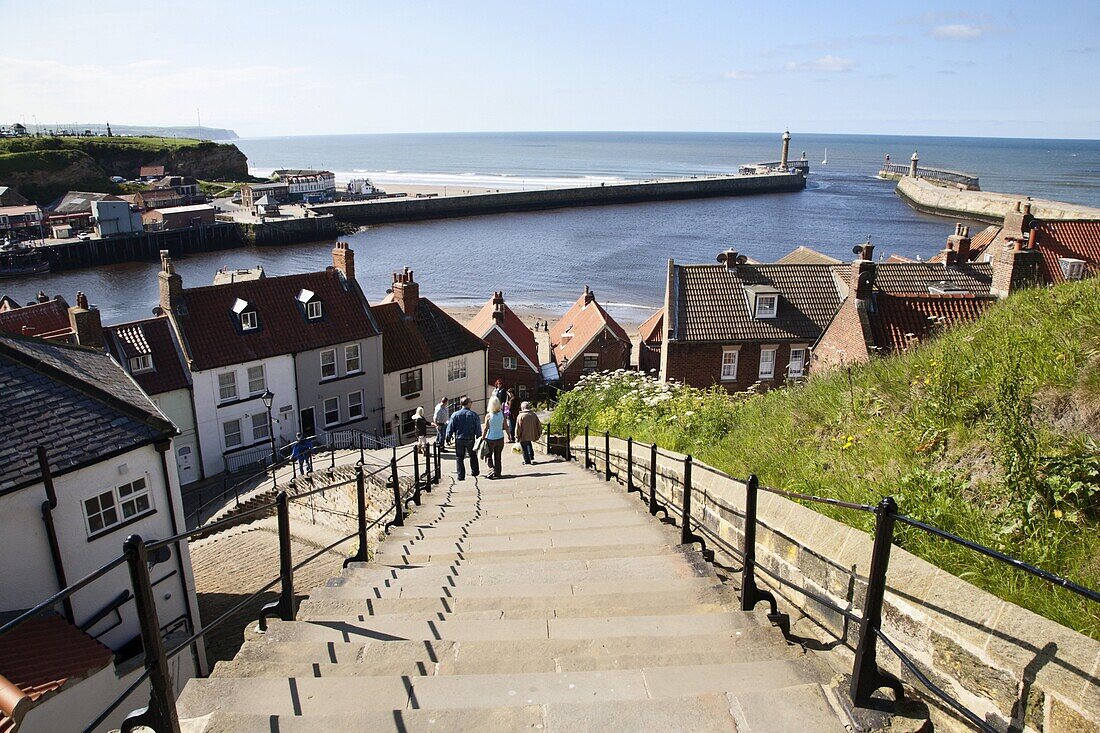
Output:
[755, 294, 778, 319]
[232, 298, 258, 330]
[307, 300, 323, 319]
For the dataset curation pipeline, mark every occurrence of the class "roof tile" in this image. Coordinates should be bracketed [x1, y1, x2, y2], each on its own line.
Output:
[549, 290, 631, 363]
[467, 296, 539, 369]
[371, 300, 486, 374]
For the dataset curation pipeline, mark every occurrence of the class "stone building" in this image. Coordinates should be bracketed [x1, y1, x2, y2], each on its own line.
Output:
[549, 286, 632, 389]
[466, 291, 540, 400]
[638, 308, 663, 375]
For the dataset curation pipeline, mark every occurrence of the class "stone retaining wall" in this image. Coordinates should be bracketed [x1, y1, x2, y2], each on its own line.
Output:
[556, 435, 1099, 733]
[285, 463, 415, 538]
[896, 177, 1100, 224]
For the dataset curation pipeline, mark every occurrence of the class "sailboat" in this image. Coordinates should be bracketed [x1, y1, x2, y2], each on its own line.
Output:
[821, 148, 828, 165]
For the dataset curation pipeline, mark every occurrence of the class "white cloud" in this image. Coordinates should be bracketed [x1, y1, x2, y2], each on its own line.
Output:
[931, 24, 985, 40]
[723, 70, 756, 80]
[785, 55, 856, 73]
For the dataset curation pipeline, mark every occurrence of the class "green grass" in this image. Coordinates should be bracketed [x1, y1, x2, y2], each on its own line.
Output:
[551, 278, 1100, 638]
[0, 135, 206, 155]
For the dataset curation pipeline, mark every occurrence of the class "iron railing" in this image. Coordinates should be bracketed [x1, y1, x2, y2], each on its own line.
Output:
[546, 425, 1100, 733]
[0, 442, 439, 733]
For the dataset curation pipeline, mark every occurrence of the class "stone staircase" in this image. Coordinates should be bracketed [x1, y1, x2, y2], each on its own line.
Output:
[177, 456, 854, 732]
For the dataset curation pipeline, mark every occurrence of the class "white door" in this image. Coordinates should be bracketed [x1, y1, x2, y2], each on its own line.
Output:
[176, 445, 197, 485]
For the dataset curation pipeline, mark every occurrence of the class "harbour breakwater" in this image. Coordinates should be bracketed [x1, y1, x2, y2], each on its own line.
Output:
[896, 177, 1100, 224]
[309, 171, 806, 224]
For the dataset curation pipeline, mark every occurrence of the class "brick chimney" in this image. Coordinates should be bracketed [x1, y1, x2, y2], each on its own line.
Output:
[158, 250, 182, 313]
[718, 249, 740, 271]
[1002, 200, 1034, 239]
[68, 291, 104, 348]
[332, 241, 355, 282]
[492, 291, 505, 324]
[850, 243, 875, 300]
[392, 267, 419, 318]
[941, 223, 972, 264]
[990, 233, 1042, 299]
[582, 285, 595, 306]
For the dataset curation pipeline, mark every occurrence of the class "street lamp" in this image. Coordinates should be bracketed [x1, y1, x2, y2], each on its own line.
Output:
[260, 390, 276, 468]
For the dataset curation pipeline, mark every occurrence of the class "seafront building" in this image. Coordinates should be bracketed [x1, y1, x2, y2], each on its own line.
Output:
[466, 291, 540, 400]
[371, 268, 488, 438]
[549, 286, 632, 389]
[271, 169, 336, 203]
[0, 334, 203, 733]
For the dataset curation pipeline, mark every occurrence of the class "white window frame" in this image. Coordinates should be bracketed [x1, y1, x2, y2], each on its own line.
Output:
[755, 294, 778, 319]
[323, 396, 340, 427]
[503, 356, 517, 370]
[447, 356, 468, 382]
[218, 371, 238, 403]
[759, 346, 777, 379]
[320, 348, 337, 380]
[128, 354, 153, 373]
[582, 353, 599, 372]
[348, 390, 364, 420]
[83, 477, 153, 537]
[251, 412, 270, 441]
[720, 348, 739, 381]
[788, 345, 808, 378]
[306, 300, 323, 320]
[400, 369, 422, 396]
[345, 343, 361, 374]
[240, 311, 258, 330]
[223, 418, 243, 448]
[247, 364, 266, 395]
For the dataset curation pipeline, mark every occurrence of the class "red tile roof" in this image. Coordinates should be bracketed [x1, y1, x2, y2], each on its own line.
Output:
[638, 308, 663, 345]
[867, 293, 995, 354]
[1030, 220, 1100, 284]
[467, 295, 539, 371]
[371, 298, 486, 373]
[0, 297, 72, 340]
[0, 613, 113, 732]
[550, 288, 631, 364]
[172, 269, 379, 371]
[103, 316, 192, 395]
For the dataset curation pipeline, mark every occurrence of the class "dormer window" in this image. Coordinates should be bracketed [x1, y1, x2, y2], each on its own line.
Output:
[928, 282, 967, 295]
[297, 289, 322, 319]
[232, 298, 258, 330]
[755, 293, 778, 318]
[1059, 258, 1085, 281]
[128, 354, 153, 373]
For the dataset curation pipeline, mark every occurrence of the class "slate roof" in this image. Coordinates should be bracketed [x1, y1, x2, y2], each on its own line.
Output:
[867, 293, 996, 354]
[0, 335, 173, 493]
[47, 191, 120, 215]
[371, 298, 486, 374]
[171, 269, 379, 371]
[0, 613, 113, 733]
[669, 263, 844, 343]
[0, 297, 71, 339]
[103, 316, 192, 395]
[775, 246, 841, 265]
[466, 296, 539, 371]
[870, 262, 992, 295]
[549, 289, 631, 363]
[1029, 220, 1100, 284]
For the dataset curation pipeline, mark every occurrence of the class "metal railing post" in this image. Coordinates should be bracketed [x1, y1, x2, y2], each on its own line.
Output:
[330, 443, 336, 470]
[740, 475, 778, 616]
[584, 426, 590, 469]
[433, 442, 441, 485]
[565, 425, 572, 461]
[680, 455, 693, 544]
[604, 431, 612, 481]
[344, 461, 369, 568]
[119, 535, 181, 733]
[851, 497, 905, 707]
[412, 449, 423, 506]
[389, 457, 403, 528]
[626, 437, 635, 492]
[359, 432, 364, 465]
[649, 443, 659, 515]
[259, 491, 295, 630]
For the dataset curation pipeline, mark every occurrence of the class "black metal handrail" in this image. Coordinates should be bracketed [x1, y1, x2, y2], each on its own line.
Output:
[557, 424, 1098, 732]
[0, 440, 440, 733]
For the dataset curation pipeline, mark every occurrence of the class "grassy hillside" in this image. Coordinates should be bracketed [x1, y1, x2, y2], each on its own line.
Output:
[551, 278, 1100, 638]
[0, 135, 203, 155]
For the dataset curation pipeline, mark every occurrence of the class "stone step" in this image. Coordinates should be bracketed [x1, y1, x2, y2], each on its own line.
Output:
[178, 659, 814, 717]
[298, 584, 739, 617]
[251, 611, 754, 643]
[369, 540, 682, 565]
[306, 576, 722, 600]
[731, 682, 850, 733]
[375, 525, 673, 555]
[298, 601, 732, 622]
[391, 510, 654, 537]
[215, 632, 801, 678]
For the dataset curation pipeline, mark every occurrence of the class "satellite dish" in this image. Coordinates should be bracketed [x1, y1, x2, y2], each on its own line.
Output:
[716, 252, 728, 264]
[852, 245, 864, 255]
[736, 255, 748, 265]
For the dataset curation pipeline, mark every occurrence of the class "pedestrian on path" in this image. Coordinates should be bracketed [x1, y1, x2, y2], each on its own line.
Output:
[444, 396, 481, 481]
[483, 395, 507, 479]
[433, 397, 450, 451]
[506, 388, 520, 442]
[493, 379, 507, 406]
[288, 432, 313, 474]
[515, 402, 542, 465]
[412, 406, 429, 457]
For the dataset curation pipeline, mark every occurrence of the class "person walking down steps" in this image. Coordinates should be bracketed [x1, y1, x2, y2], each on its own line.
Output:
[483, 395, 507, 479]
[444, 396, 481, 481]
[432, 397, 450, 452]
[412, 406, 429, 457]
[515, 402, 542, 465]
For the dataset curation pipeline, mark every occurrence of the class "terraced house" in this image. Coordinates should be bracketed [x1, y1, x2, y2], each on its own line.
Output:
[549, 286, 632, 390]
[157, 243, 383, 477]
[466, 291, 540, 400]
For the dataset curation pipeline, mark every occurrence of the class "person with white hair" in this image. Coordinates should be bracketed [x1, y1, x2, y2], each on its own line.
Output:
[482, 395, 507, 479]
[515, 402, 542, 465]
[412, 405, 429, 457]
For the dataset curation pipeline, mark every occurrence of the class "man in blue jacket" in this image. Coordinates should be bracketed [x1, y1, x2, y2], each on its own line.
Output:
[444, 396, 481, 480]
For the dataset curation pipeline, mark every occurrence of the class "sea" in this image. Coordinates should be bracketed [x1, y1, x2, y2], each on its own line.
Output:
[8, 132, 1100, 326]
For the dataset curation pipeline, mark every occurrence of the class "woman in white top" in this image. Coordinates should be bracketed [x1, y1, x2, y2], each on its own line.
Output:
[483, 396, 507, 479]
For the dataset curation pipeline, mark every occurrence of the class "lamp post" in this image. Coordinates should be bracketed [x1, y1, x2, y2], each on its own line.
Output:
[261, 390, 276, 468]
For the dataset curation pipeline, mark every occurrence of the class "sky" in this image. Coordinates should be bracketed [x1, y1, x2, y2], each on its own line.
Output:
[2, 1, 1099, 139]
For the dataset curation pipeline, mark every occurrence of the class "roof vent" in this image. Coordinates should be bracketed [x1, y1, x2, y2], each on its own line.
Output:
[296, 288, 315, 304]
[928, 281, 967, 295]
[231, 298, 249, 314]
[1059, 258, 1086, 281]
